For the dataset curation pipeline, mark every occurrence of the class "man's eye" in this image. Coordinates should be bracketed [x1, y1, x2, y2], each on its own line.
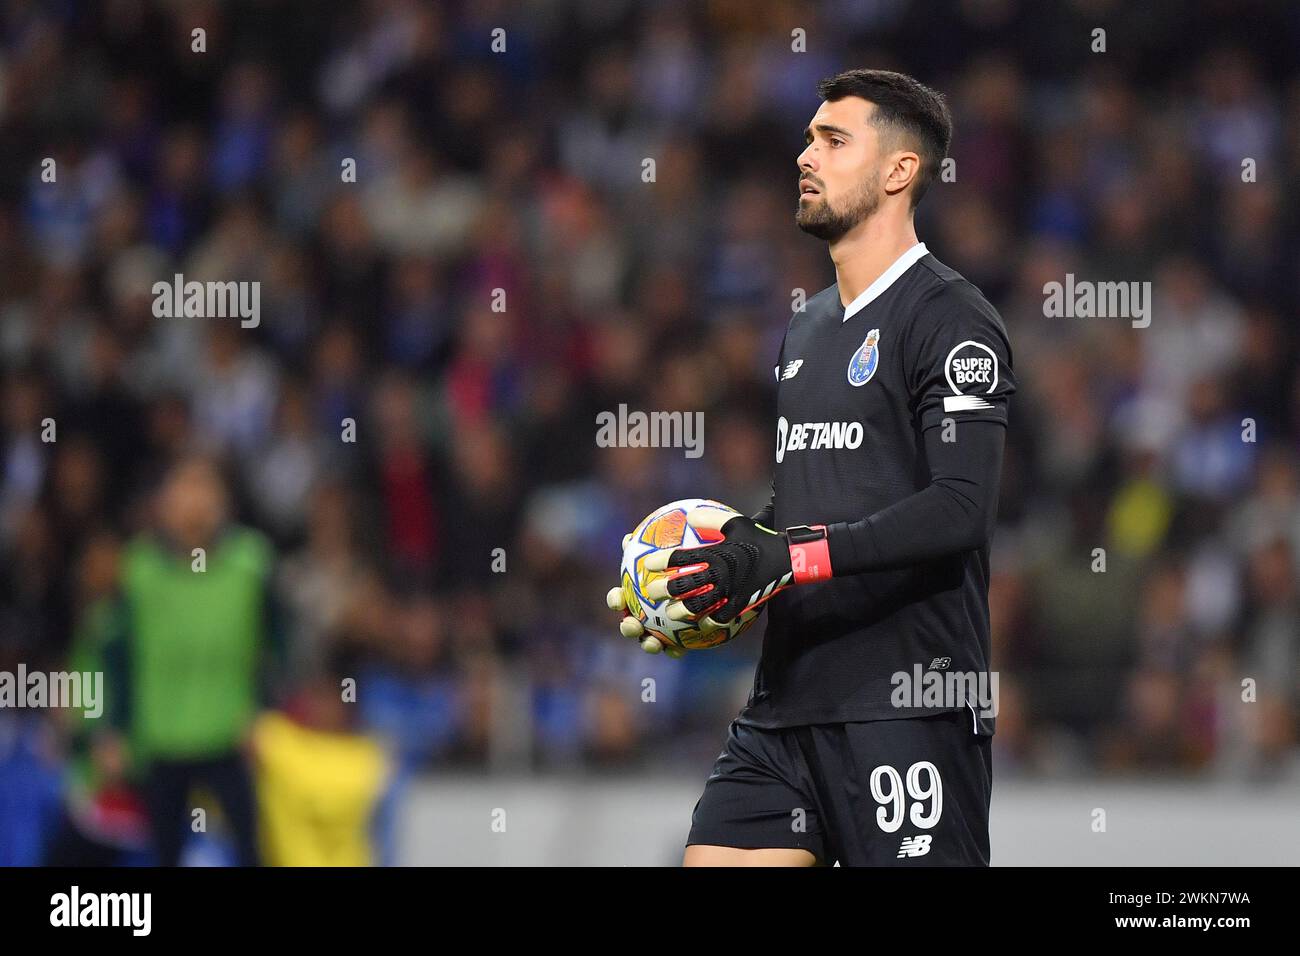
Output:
[830, 138, 844, 147]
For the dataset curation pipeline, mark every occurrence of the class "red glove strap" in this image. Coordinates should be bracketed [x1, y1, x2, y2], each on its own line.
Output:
[789, 525, 832, 584]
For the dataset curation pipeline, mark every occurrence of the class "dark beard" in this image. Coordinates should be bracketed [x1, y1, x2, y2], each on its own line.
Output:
[796, 174, 881, 242]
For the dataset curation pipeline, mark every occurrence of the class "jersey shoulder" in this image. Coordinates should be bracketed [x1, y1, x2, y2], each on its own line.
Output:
[777, 283, 840, 339]
[805, 282, 845, 320]
[904, 253, 1017, 424]
[909, 254, 1009, 338]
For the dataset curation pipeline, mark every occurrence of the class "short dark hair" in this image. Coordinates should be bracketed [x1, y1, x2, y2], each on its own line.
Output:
[816, 69, 952, 208]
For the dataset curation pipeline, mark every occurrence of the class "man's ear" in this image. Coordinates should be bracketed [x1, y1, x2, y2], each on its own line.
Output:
[883, 151, 920, 198]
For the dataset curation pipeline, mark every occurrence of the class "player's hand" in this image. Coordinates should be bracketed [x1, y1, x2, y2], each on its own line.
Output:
[644, 509, 831, 624]
[607, 532, 687, 657]
[606, 591, 687, 659]
[605, 579, 761, 656]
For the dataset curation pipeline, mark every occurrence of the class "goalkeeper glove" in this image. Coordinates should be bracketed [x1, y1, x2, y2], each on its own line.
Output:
[644, 508, 833, 624]
[606, 532, 688, 657]
[605, 584, 761, 657]
[607, 534, 762, 657]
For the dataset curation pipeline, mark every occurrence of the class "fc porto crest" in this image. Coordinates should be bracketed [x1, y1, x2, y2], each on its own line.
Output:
[847, 328, 881, 386]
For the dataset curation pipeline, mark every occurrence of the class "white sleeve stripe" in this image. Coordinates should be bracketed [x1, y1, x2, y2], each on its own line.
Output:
[943, 395, 995, 412]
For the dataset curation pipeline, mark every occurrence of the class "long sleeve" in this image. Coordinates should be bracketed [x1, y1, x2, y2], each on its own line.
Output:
[825, 419, 1005, 574]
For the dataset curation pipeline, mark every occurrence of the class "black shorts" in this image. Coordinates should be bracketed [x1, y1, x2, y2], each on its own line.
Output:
[686, 710, 992, 866]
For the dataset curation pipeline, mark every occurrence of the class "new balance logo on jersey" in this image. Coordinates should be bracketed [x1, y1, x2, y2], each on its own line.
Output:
[781, 359, 804, 380]
[897, 835, 932, 858]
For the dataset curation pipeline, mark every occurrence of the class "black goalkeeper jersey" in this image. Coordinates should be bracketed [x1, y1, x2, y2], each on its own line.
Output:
[737, 245, 1015, 735]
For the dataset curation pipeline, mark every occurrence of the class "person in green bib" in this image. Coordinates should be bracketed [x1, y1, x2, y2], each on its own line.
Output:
[106, 453, 283, 866]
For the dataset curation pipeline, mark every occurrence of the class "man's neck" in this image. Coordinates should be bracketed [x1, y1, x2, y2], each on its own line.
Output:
[830, 213, 920, 308]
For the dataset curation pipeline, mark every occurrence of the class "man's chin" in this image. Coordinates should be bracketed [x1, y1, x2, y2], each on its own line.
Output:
[796, 213, 846, 242]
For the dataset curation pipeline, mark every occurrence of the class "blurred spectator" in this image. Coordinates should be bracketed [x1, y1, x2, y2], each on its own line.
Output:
[43, 530, 151, 866]
[252, 648, 397, 867]
[103, 454, 280, 865]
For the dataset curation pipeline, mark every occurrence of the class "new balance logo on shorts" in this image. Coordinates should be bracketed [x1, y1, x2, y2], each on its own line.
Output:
[897, 835, 933, 858]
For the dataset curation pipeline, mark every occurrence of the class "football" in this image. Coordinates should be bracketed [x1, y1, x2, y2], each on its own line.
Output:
[619, 498, 762, 651]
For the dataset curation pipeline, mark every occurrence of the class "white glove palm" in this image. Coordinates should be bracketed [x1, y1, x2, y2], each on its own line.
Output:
[608, 536, 760, 656]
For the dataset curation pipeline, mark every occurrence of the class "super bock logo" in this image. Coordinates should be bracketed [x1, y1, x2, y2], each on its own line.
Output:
[942, 340, 998, 412]
[847, 328, 881, 386]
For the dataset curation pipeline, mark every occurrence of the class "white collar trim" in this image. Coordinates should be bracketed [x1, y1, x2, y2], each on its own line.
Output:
[841, 242, 928, 322]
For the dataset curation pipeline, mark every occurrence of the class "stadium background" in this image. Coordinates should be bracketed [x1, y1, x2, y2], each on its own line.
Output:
[1, 0, 1298, 865]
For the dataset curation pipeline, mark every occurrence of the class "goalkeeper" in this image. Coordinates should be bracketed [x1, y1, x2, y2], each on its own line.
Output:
[610, 69, 1014, 867]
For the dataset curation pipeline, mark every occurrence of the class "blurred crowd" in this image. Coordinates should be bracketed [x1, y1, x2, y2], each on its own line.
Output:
[2, 0, 1300, 863]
